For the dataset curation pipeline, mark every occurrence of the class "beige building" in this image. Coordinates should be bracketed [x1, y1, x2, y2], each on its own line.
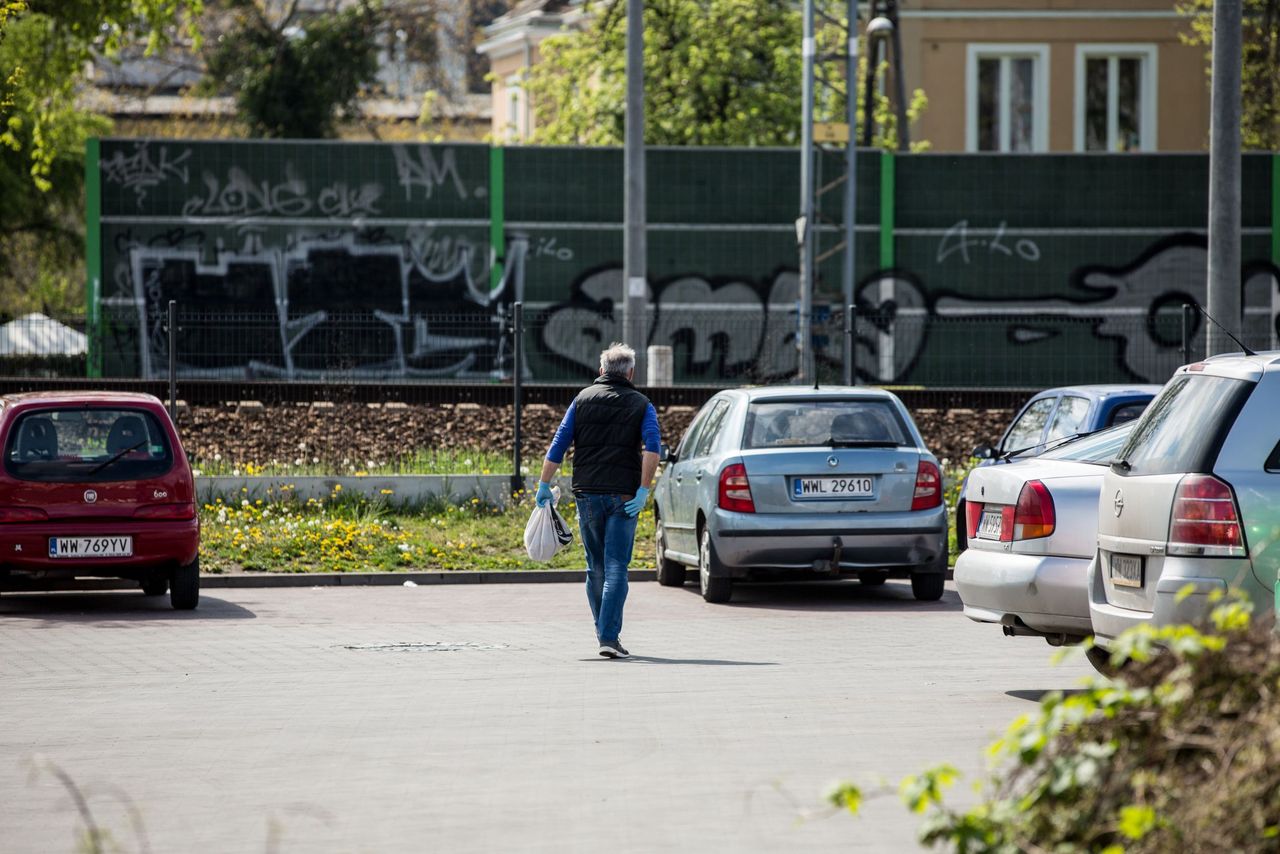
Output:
[477, 0, 1211, 151]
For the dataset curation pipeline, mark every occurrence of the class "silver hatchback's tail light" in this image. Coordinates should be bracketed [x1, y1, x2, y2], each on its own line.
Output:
[1167, 474, 1246, 557]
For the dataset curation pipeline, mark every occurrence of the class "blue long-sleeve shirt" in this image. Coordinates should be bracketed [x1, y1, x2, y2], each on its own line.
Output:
[545, 401, 661, 464]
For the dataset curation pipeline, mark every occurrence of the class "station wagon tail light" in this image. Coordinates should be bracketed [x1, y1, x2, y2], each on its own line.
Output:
[911, 461, 942, 511]
[718, 463, 755, 513]
[134, 503, 196, 520]
[0, 506, 47, 523]
[1010, 480, 1055, 541]
[1168, 475, 1245, 557]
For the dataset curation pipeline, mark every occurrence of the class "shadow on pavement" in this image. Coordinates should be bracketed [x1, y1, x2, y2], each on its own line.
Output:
[1006, 688, 1087, 703]
[580, 655, 778, 666]
[674, 580, 963, 613]
[0, 591, 256, 621]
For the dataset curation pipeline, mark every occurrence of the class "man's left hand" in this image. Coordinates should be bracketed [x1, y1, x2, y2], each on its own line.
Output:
[623, 486, 650, 518]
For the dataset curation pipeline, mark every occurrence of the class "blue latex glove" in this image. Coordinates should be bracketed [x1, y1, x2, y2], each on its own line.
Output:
[535, 481, 554, 507]
[623, 486, 650, 518]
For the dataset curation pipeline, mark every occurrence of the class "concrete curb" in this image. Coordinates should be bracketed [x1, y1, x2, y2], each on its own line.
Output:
[202, 569, 656, 587]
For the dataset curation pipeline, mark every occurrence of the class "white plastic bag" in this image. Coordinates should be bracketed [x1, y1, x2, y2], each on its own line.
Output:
[524, 486, 574, 562]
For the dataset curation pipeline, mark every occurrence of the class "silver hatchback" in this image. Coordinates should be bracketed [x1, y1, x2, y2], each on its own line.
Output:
[1088, 352, 1280, 646]
[653, 387, 948, 603]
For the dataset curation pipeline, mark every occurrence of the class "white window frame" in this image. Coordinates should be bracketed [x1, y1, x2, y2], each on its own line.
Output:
[965, 44, 1050, 153]
[1073, 44, 1158, 152]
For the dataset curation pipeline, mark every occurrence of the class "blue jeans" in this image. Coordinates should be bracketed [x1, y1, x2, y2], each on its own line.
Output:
[575, 493, 637, 644]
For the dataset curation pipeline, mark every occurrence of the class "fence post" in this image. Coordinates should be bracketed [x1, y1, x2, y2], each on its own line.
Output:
[512, 301, 523, 497]
[1181, 303, 1195, 366]
[167, 300, 177, 426]
[845, 304, 856, 384]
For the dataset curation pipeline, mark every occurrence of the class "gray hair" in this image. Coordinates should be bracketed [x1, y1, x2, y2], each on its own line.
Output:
[599, 342, 636, 376]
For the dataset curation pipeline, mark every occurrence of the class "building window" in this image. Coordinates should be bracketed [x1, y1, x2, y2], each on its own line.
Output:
[1075, 45, 1157, 151]
[966, 45, 1049, 152]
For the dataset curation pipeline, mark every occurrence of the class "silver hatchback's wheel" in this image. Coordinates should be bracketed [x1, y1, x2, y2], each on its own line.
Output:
[698, 528, 732, 603]
[654, 517, 687, 587]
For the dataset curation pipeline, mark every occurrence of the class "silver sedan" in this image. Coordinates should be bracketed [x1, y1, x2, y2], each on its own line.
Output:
[955, 422, 1135, 645]
[653, 387, 948, 603]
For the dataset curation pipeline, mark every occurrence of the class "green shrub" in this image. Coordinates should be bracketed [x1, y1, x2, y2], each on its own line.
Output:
[831, 598, 1280, 852]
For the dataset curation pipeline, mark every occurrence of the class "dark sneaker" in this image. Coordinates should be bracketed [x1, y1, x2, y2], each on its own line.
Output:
[598, 640, 629, 659]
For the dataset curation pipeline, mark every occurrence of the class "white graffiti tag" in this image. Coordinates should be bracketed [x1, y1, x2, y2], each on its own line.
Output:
[936, 220, 1040, 265]
[182, 165, 311, 218]
[392, 146, 469, 201]
[102, 143, 192, 209]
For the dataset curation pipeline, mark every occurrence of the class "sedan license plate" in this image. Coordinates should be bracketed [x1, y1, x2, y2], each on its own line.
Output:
[977, 509, 1004, 540]
[1110, 554, 1144, 588]
[793, 476, 873, 499]
[48, 536, 133, 559]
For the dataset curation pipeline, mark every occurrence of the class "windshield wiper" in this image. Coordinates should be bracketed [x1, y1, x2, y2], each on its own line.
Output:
[1001, 429, 1100, 461]
[88, 440, 148, 475]
[827, 439, 899, 448]
[1111, 456, 1132, 472]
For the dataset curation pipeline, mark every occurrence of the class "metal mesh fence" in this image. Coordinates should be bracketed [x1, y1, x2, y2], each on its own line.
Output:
[0, 308, 1266, 390]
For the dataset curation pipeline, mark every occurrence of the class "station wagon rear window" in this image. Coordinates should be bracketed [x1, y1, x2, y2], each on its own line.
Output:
[743, 399, 909, 449]
[1115, 375, 1252, 476]
[5, 408, 173, 483]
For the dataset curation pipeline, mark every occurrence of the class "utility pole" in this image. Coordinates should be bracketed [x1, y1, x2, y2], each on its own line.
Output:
[797, 0, 817, 385]
[1206, 0, 1242, 355]
[842, 0, 859, 384]
[624, 0, 648, 383]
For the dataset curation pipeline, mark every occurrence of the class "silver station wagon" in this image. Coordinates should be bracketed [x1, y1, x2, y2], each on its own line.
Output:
[653, 387, 948, 603]
[1088, 352, 1280, 650]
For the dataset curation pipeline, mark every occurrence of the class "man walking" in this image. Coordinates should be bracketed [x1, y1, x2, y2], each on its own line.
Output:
[536, 343, 660, 659]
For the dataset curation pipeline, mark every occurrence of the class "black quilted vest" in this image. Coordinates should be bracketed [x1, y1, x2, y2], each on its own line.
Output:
[570, 373, 650, 495]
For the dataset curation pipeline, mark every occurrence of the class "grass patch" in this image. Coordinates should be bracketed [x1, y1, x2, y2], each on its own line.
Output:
[191, 447, 521, 478]
[200, 491, 653, 574]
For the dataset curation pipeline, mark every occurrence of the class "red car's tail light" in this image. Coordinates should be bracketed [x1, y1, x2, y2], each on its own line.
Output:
[1168, 474, 1245, 556]
[0, 506, 48, 523]
[134, 503, 197, 521]
[965, 499, 984, 538]
[718, 463, 755, 513]
[1010, 480, 1056, 541]
[911, 460, 942, 511]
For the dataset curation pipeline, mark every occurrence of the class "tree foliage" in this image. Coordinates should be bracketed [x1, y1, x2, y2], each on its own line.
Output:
[0, 0, 198, 316]
[523, 0, 927, 149]
[1179, 0, 1280, 149]
[201, 0, 382, 139]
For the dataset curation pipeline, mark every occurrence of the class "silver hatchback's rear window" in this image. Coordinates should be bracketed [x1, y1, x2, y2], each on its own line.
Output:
[1115, 374, 1252, 476]
[744, 399, 909, 449]
[5, 408, 173, 482]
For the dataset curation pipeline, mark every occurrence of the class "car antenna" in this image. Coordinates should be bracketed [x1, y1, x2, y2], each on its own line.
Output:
[1192, 302, 1256, 356]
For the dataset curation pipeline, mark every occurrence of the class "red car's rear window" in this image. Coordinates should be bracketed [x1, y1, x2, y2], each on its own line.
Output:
[4, 407, 174, 483]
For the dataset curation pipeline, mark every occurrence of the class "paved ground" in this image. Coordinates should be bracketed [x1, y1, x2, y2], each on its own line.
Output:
[0, 579, 1091, 853]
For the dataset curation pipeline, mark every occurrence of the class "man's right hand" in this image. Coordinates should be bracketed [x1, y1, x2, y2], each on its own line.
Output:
[535, 481, 554, 507]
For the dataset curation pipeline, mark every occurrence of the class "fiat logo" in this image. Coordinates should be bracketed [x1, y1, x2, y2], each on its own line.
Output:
[827, 455, 839, 468]
[1113, 489, 1125, 517]
[84, 489, 98, 504]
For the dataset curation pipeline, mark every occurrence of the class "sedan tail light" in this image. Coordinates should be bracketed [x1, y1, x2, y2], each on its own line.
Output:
[1010, 480, 1055, 541]
[911, 460, 942, 511]
[718, 463, 755, 513]
[965, 499, 984, 538]
[0, 506, 48, 523]
[134, 503, 197, 520]
[1168, 474, 1245, 556]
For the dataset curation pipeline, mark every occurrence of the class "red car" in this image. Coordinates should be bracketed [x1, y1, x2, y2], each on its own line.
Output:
[0, 392, 201, 609]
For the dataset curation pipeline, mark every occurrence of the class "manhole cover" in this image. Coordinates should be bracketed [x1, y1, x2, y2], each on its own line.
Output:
[339, 641, 511, 653]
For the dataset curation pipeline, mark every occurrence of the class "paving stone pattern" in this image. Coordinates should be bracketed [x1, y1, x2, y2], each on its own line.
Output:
[0, 581, 1088, 852]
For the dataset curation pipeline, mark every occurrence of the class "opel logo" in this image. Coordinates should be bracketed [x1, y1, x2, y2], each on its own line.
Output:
[1113, 489, 1124, 517]
[827, 455, 839, 468]
[84, 489, 98, 504]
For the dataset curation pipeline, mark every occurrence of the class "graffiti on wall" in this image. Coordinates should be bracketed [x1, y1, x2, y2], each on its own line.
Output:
[98, 141, 1280, 385]
[539, 233, 1280, 385]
